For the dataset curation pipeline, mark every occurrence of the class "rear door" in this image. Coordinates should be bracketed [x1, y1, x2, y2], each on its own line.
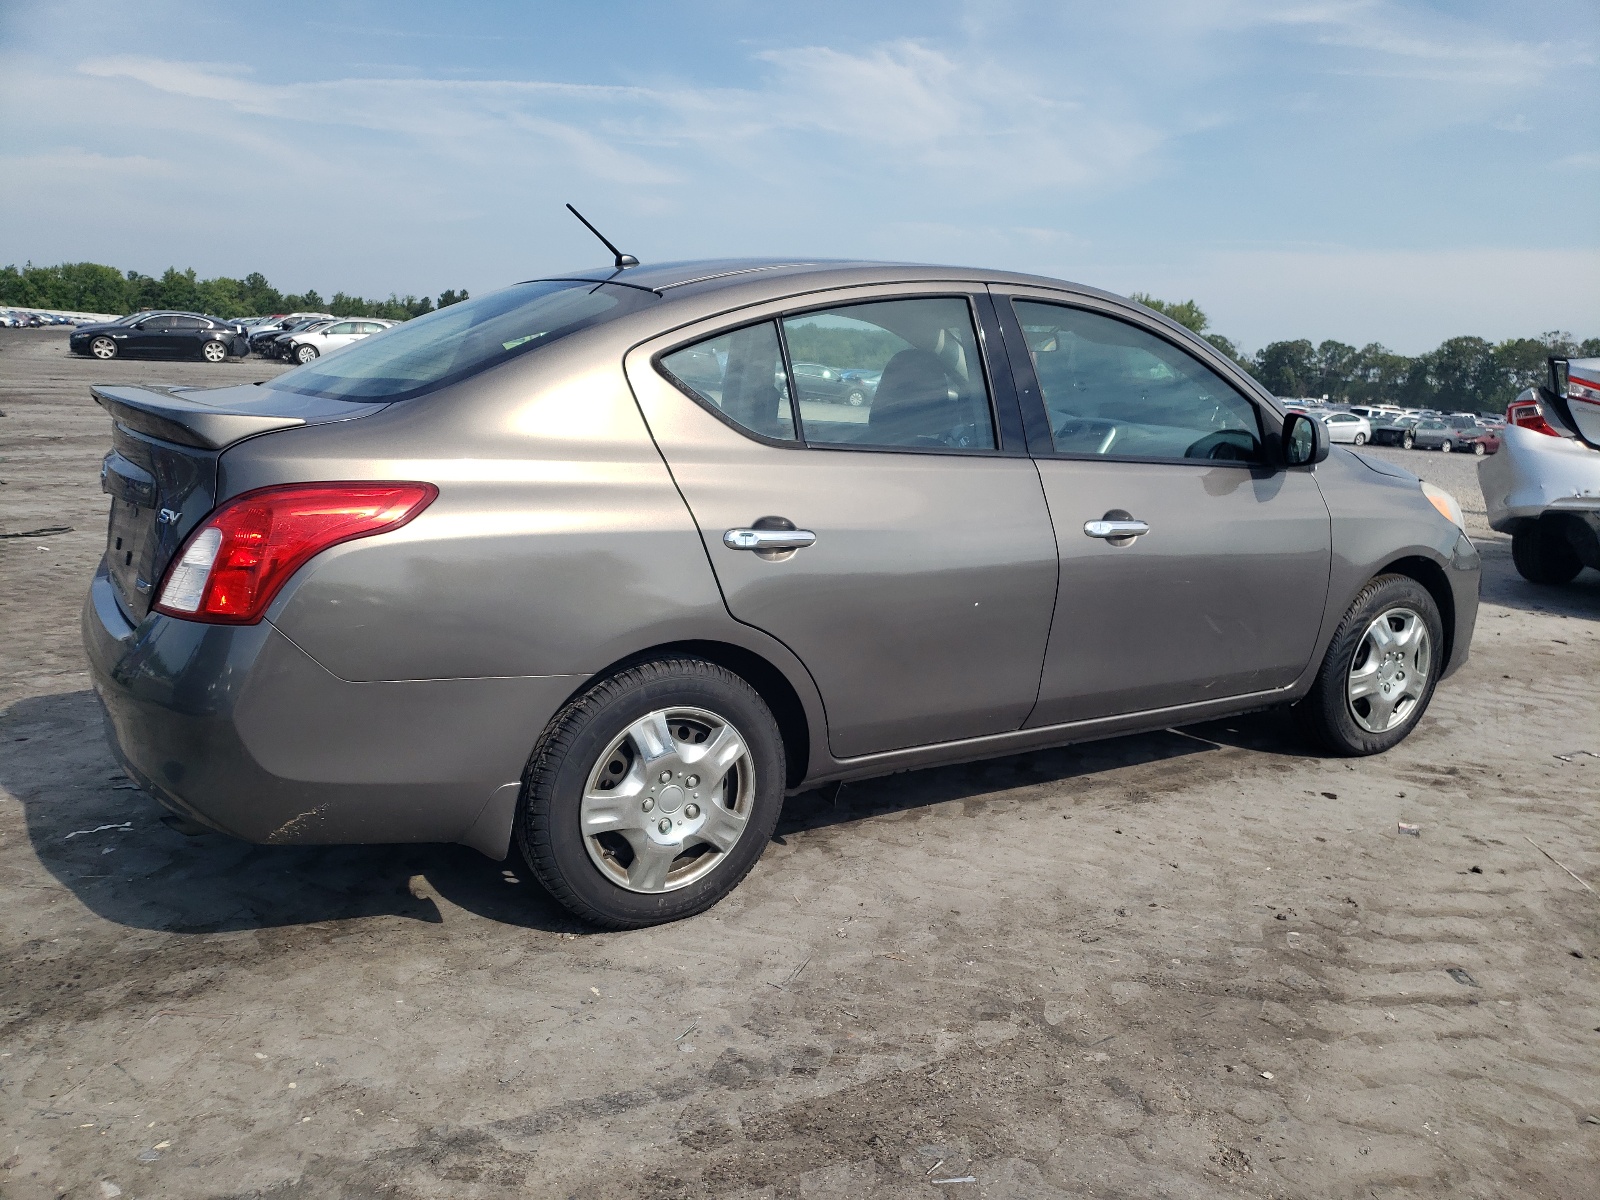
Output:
[993, 290, 1331, 726]
[626, 286, 1058, 759]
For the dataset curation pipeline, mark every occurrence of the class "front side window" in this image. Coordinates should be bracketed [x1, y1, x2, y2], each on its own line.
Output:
[1014, 301, 1263, 462]
[660, 321, 797, 443]
[781, 297, 995, 451]
[269, 280, 657, 403]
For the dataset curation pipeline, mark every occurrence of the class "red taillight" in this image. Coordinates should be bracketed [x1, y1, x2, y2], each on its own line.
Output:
[154, 482, 438, 624]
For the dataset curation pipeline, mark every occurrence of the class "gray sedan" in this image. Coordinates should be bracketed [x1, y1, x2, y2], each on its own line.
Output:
[84, 260, 1480, 927]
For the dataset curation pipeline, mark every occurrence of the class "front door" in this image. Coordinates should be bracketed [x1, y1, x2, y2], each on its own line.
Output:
[995, 291, 1331, 726]
[626, 289, 1059, 760]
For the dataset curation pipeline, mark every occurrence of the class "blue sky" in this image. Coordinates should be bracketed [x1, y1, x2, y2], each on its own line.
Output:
[2, 0, 1596, 352]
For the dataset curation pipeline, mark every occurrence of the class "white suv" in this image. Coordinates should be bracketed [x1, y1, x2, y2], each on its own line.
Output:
[286, 319, 395, 364]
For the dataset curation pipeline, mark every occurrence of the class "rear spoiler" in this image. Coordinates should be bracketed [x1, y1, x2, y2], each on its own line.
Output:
[91, 384, 306, 450]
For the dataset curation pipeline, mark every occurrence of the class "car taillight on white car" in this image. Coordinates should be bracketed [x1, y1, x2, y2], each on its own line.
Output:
[155, 482, 437, 624]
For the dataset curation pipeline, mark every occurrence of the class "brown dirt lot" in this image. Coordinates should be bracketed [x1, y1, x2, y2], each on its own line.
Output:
[2, 326, 1597, 1199]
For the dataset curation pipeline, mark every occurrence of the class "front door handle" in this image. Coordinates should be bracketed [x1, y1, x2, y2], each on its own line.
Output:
[1083, 518, 1149, 540]
[723, 527, 817, 551]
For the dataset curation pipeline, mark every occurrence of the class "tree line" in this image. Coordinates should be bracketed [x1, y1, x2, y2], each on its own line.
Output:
[0, 261, 469, 323]
[1133, 294, 1595, 415]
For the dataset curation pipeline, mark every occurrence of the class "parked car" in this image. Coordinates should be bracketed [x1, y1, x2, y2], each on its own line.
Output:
[84, 260, 1479, 929]
[839, 369, 880, 407]
[1481, 357, 1600, 584]
[248, 314, 335, 356]
[1369, 414, 1418, 446]
[69, 312, 248, 362]
[283, 318, 396, 364]
[1405, 416, 1482, 453]
[1319, 411, 1371, 444]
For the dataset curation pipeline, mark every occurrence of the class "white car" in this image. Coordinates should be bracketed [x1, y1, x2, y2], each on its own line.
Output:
[285, 318, 395, 364]
[1320, 411, 1372, 445]
[1481, 356, 1600, 583]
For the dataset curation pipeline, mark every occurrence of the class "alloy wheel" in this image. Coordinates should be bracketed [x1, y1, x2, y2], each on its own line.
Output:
[1346, 607, 1430, 734]
[202, 340, 227, 363]
[90, 337, 116, 360]
[579, 706, 755, 893]
[1441, 440, 1453, 453]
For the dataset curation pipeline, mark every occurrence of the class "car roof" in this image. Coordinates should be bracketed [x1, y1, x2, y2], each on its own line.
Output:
[527, 257, 1127, 303]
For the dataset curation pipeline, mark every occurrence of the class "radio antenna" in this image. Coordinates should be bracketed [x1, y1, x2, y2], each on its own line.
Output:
[566, 203, 638, 270]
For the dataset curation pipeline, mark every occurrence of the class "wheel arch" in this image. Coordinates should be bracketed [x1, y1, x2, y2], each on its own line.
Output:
[1373, 553, 1457, 671]
[564, 640, 813, 788]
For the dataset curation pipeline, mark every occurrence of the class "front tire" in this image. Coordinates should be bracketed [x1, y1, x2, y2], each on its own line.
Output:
[1511, 522, 1582, 585]
[294, 344, 319, 364]
[517, 657, 785, 929]
[1473, 441, 1486, 456]
[847, 389, 867, 407]
[1294, 575, 1443, 756]
[90, 336, 117, 360]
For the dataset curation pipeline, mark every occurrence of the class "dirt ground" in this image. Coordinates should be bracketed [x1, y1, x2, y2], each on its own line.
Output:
[2, 325, 1597, 1199]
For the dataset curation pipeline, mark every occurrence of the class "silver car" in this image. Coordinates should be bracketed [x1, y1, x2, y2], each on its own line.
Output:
[84, 260, 1480, 927]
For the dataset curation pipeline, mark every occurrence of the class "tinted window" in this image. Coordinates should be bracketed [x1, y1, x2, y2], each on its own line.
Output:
[268, 280, 656, 403]
[1015, 301, 1262, 462]
[782, 298, 995, 451]
[170, 316, 205, 330]
[660, 322, 797, 443]
[140, 316, 176, 330]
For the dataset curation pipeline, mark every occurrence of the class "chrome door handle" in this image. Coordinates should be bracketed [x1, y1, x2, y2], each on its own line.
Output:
[1083, 519, 1149, 539]
[724, 527, 817, 551]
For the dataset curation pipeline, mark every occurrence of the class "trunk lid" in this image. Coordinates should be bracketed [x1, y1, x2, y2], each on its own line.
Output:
[92, 383, 386, 622]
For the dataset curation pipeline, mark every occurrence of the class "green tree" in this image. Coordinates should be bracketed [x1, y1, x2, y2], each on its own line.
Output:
[1252, 339, 1318, 397]
[1128, 292, 1208, 334]
[437, 288, 469, 308]
[1203, 333, 1245, 363]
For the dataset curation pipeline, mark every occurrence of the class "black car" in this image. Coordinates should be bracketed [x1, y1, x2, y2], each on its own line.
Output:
[1368, 414, 1418, 446]
[70, 312, 248, 362]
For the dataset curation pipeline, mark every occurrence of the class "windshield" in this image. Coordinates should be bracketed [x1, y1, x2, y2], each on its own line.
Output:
[267, 280, 656, 402]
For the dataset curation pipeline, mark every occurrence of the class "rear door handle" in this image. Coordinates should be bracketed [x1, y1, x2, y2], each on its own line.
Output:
[724, 527, 817, 551]
[1083, 519, 1149, 539]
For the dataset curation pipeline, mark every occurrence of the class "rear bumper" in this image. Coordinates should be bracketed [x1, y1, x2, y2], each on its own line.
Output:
[1478, 425, 1600, 533]
[82, 564, 579, 857]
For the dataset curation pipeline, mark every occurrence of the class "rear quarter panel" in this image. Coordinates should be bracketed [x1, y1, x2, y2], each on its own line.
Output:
[222, 336, 734, 683]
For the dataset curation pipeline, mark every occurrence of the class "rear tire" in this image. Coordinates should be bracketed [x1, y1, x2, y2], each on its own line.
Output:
[1402, 432, 1415, 449]
[201, 339, 228, 363]
[1511, 523, 1582, 585]
[517, 657, 785, 929]
[1294, 574, 1443, 756]
[1440, 439, 1453, 453]
[1353, 432, 1367, 446]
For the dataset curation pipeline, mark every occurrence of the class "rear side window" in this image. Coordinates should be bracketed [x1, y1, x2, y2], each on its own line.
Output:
[1014, 301, 1262, 462]
[269, 280, 657, 403]
[782, 297, 995, 451]
[660, 322, 797, 443]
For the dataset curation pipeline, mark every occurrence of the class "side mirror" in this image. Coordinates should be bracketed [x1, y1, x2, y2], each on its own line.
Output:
[1283, 411, 1329, 466]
